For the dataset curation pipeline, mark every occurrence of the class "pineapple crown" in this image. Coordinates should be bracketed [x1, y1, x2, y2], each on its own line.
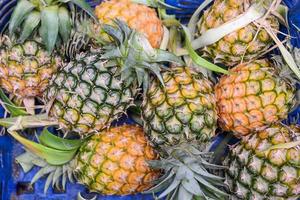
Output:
[8, 0, 96, 52]
[12, 127, 85, 193]
[92, 19, 184, 92]
[144, 143, 229, 200]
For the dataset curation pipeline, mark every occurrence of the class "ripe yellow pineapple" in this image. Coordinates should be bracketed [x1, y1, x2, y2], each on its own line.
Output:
[0, 35, 61, 112]
[75, 125, 160, 195]
[196, 0, 279, 66]
[95, 0, 163, 48]
[15, 125, 161, 195]
[215, 59, 295, 136]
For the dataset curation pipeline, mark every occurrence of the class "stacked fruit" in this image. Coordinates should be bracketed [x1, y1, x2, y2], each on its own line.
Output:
[0, 0, 299, 200]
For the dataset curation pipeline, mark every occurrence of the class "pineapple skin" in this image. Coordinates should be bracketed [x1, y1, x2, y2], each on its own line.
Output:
[224, 124, 300, 200]
[215, 59, 295, 136]
[95, 0, 164, 48]
[74, 125, 160, 195]
[197, 0, 279, 66]
[0, 35, 61, 99]
[142, 67, 217, 146]
[45, 51, 138, 136]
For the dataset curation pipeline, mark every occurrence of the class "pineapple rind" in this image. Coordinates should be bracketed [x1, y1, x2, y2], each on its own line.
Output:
[142, 67, 217, 146]
[225, 124, 300, 200]
[215, 59, 295, 136]
[45, 50, 136, 136]
[0, 35, 61, 99]
[74, 125, 160, 195]
[197, 0, 280, 66]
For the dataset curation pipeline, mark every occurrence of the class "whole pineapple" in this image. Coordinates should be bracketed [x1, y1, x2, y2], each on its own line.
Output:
[15, 125, 160, 195]
[142, 67, 228, 200]
[142, 66, 217, 146]
[0, 35, 61, 103]
[74, 125, 160, 195]
[95, 0, 163, 48]
[215, 59, 295, 136]
[43, 20, 181, 136]
[224, 124, 300, 199]
[45, 48, 138, 135]
[196, 0, 279, 66]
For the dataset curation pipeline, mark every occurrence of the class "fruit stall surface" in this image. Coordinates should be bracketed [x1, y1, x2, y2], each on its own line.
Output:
[1, 0, 300, 200]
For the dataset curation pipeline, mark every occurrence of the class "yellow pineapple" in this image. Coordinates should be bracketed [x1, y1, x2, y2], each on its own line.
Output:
[15, 125, 161, 195]
[215, 59, 295, 136]
[74, 125, 160, 195]
[95, 0, 163, 48]
[196, 0, 280, 66]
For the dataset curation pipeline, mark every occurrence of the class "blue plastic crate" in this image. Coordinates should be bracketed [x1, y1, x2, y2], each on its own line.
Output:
[0, 0, 300, 200]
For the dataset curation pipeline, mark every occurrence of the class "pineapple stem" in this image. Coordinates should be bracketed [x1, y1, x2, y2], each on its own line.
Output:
[0, 114, 58, 130]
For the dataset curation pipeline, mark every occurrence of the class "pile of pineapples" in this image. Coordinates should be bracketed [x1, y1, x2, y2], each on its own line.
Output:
[0, 0, 299, 200]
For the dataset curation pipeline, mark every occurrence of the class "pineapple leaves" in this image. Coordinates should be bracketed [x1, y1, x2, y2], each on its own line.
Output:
[146, 146, 229, 200]
[9, 0, 94, 51]
[58, 6, 72, 44]
[0, 89, 28, 117]
[19, 11, 41, 43]
[41, 6, 59, 52]
[39, 127, 86, 151]
[69, 0, 96, 19]
[9, 0, 36, 36]
[178, 186, 193, 200]
[8, 129, 78, 165]
[181, 25, 229, 74]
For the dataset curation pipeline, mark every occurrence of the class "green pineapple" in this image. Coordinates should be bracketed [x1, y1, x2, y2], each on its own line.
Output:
[224, 124, 300, 199]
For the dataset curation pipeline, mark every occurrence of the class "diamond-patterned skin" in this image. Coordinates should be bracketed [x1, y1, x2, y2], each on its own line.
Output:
[142, 67, 217, 146]
[95, 0, 163, 48]
[75, 125, 160, 195]
[45, 52, 137, 135]
[225, 124, 300, 200]
[0, 35, 61, 98]
[215, 59, 295, 136]
[197, 0, 279, 66]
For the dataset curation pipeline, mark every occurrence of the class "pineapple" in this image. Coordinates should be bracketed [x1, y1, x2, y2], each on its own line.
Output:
[215, 59, 295, 136]
[95, 0, 163, 48]
[142, 67, 228, 199]
[37, 20, 180, 136]
[142, 66, 217, 146]
[15, 125, 160, 195]
[224, 124, 300, 199]
[196, 0, 279, 66]
[74, 125, 160, 195]
[0, 35, 61, 110]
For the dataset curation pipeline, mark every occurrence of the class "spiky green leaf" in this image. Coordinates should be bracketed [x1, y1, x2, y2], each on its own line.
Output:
[0, 89, 28, 117]
[58, 6, 72, 43]
[144, 171, 175, 194]
[9, 130, 78, 165]
[39, 127, 85, 151]
[194, 174, 228, 197]
[182, 178, 202, 196]
[19, 11, 41, 43]
[158, 178, 180, 199]
[69, 0, 96, 19]
[41, 6, 59, 52]
[44, 172, 55, 193]
[178, 186, 193, 200]
[181, 25, 228, 74]
[9, 0, 36, 35]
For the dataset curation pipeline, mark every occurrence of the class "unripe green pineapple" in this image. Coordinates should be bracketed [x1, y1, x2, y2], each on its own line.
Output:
[224, 124, 300, 199]
[142, 66, 217, 146]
